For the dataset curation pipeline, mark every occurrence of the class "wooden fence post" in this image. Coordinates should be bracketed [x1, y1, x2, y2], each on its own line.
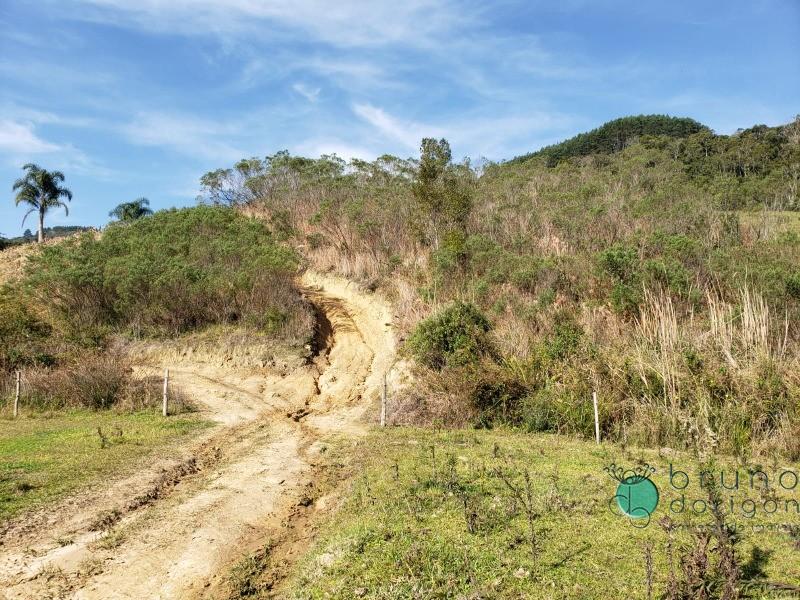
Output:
[592, 390, 600, 444]
[380, 373, 387, 427]
[162, 368, 169, 417]
[14, 371, 21, 418]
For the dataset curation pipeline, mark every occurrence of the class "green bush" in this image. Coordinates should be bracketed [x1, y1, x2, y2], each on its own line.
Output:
[598, 243, 639, 282]
[521, 385, 595, 436]
[470, 366, 528, 427]
[610, 282, 642, 316]
[543, 316, 584, 361]
[643, 257, 690, 295]
[0, 288, 55, 370]
[787, 272, 800, 300]
[25, 206, 307, 337]
[407, 302, 494, 370]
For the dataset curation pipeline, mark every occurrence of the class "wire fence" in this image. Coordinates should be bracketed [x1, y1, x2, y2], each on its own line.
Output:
[1, 368, 188, 419]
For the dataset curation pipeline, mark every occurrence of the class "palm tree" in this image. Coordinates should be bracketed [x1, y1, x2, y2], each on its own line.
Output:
[12, 163, 73, 243]
[109, 197, 153, 222]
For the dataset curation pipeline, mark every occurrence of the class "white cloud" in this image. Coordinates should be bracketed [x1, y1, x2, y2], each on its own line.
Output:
[294, 138, 375, 161]
[292, 83, 321, 103]
[0, 103, 98, 129]
[352, 103, 441, 150]
[121, 112, 246, 161]
[0, 120, 62, 154]
[0, 119, 114, 178]
[61, 0, 470, 48]
[352, 103, 578, 159]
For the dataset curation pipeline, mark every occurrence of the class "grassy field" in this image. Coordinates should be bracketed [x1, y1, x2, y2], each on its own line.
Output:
[0, 409, 210, 521]
[282, 428, 800, 599]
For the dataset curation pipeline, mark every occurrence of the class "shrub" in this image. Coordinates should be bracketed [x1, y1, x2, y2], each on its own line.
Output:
[599, 243, 639, 282]
[8, 352, 191, 412]
[543, 315, 584, 361]
[25, 206, 309, 338]
[787, 272, 800, 300]
[407, 302, 494, 370]
[521, 385, 595, 436]
[470, 364, 528, 426]
[0, 287, 55, 370]
[610, 282, 642, 316]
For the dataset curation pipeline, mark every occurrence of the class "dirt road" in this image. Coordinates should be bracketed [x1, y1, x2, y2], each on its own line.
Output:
[0, 271, 396, 599]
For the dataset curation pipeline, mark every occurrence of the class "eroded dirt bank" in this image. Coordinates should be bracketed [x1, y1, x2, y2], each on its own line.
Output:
[0, 271, 396, 599]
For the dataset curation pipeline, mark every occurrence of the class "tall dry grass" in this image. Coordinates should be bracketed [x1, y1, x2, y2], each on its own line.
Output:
[1, 352, 192, 416]
[223, 144, 800, 456]
[634, 288, 681, 414]
[621, 284, 798, 455]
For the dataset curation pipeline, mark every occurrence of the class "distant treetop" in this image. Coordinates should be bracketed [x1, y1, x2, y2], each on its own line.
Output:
[510, 114, 709, 166]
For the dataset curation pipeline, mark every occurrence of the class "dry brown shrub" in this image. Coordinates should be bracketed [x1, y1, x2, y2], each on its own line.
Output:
[388, 365, 477, 428]
[4, 351, 193, 414]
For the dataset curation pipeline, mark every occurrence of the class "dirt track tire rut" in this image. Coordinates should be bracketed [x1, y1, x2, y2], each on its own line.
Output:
[0, 271, 396, 600]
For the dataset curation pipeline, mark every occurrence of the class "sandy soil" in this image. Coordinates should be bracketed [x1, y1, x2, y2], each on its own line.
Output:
[0, 270, 397, 599]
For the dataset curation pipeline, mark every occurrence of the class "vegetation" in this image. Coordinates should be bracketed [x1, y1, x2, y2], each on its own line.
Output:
[0, 286, 56, 371]
[279, 428, 800, 599]
[412, 138, 475, 249]
[1, 226, 93, 247]
[407, 302, 493, 370]
[24, 205, 309, 338]
[511, 114, 708, 165]
[201, 114, 800, 458]
[1, 206, 311, 417]
[108, 197, 153, 222]
[0, 409, 208, 521]
[12, 163, 73, 243]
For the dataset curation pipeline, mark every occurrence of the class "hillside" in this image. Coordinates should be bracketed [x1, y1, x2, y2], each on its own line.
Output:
[0, 226, 94, 249]
[2, 115, 799, 600]
[197, 115, 800, 459]
[510, 114, 708, 165]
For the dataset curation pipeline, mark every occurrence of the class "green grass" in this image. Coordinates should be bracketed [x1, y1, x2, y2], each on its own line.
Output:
[285, 428, 800, 599]
[0, 409, 210, 521]
[737, 210, 800, 235]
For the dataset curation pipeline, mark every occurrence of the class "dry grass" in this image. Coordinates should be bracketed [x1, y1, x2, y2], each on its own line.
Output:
[634, 288, 681, 413]
[388, 366, 477, 428]
[221, 145, 800, 457]
[737, 208, 800, 244]
[707, 286, 779, 367]
[1, 352, 193, 415]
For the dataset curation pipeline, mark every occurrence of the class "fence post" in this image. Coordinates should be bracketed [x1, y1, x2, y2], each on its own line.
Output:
[14, 371, 21, 418]
[162, 368, 169, 417]
[380, 373, 387, 427]
[592, 390, 600, 444]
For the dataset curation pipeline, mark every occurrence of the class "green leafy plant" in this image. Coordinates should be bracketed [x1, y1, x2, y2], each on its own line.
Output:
[25, 206, 307, 337]
[12, 163, 72, 243]
[407, 301, 494, 370]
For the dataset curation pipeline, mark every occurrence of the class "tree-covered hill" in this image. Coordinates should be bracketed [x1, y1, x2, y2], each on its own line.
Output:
[510, 114, 708, 165]
[1, 226, 93, 248]
[506, 115, 800, 211]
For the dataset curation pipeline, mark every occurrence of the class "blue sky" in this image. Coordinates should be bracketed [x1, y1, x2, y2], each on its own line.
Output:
[1, 0, 798, 235]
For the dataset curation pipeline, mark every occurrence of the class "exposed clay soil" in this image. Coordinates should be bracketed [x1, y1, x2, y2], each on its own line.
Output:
[0, 271, 397, 599]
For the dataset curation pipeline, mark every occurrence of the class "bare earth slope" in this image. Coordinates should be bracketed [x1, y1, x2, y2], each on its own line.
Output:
[0, 270, 396, 599]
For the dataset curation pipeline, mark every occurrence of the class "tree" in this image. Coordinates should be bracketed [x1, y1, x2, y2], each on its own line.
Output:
[109, 197, 153, 222]
[412, 138, 474, 249]
[12, 164, 72, 243]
